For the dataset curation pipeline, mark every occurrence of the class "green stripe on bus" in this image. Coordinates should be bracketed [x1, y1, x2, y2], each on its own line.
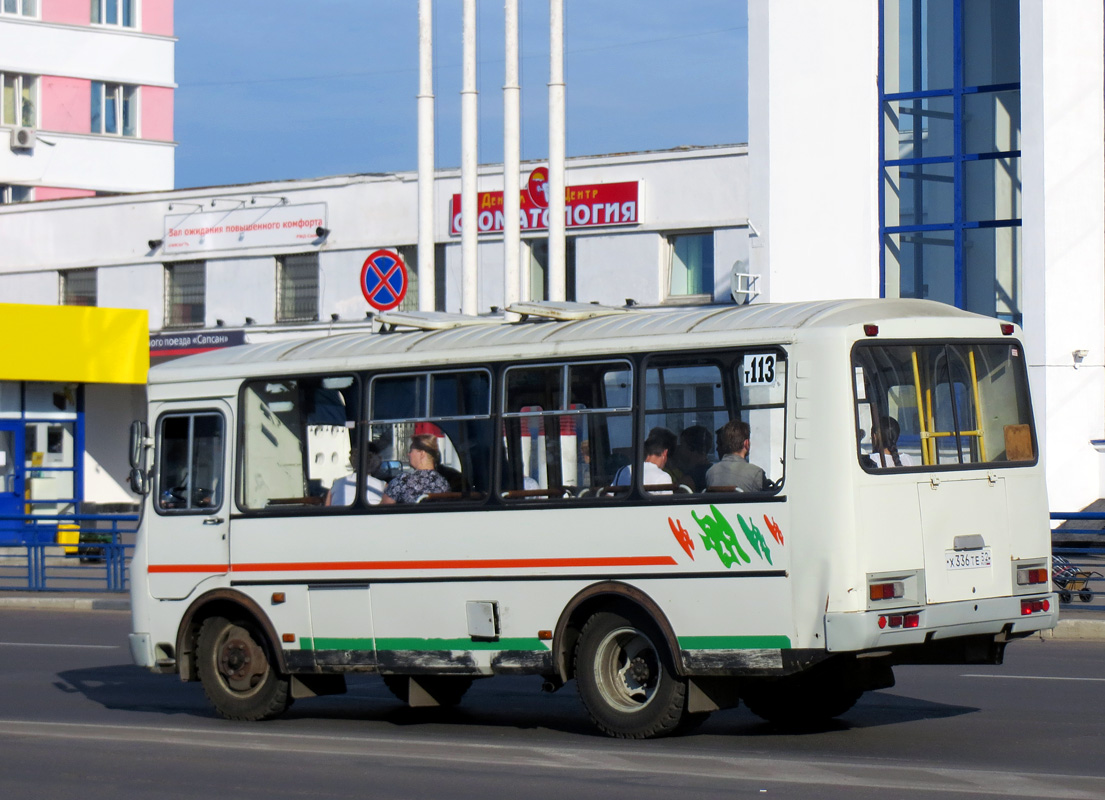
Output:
[299, 637, 546, 652]
[678, 635, 792, 650]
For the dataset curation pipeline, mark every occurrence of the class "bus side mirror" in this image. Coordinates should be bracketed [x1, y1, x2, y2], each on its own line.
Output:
[129, 421, 151, 495]
[129, 420, 149, 469]
[129, 467, 150, 496]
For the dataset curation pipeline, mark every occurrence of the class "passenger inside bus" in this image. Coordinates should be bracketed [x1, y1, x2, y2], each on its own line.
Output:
[669, 425, 713, 491]
[865, 417, 915, 468]
[706, 420, 769, 492]
[381, 434, 450, 504]
[325, 441, 386, 506]
[613, 427, 678, 494]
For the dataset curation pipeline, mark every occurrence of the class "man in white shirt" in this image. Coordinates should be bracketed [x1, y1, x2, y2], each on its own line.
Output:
[613, 427, 678, 495]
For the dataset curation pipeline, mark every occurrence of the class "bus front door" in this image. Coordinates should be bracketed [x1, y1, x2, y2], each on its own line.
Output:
[146, 402, 232, 600]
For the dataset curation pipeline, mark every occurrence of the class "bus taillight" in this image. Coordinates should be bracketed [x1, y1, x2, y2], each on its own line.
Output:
[1021, 599, 1050, 615]
[1016, 567, 1048, 586]
[878, 612, 920, 629]
[869, 581, 904, 601]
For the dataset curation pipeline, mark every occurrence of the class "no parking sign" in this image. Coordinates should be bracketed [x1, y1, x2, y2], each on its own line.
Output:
[360, 249, 408, 312]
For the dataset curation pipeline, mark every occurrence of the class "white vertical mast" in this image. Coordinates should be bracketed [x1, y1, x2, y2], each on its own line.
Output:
[460, 0, 479, 314]
[547, 0, 566, 301]
[417, 0, 436, 311]
[503, 0, 522, 310]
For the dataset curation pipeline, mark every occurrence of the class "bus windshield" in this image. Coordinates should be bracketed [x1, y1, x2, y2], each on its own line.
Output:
[853, 341, 1035, 469]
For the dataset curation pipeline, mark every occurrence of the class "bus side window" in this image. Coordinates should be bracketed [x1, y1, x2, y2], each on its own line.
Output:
[157, 412, 224, 513]
[644, 359, 733, 494]
[240, 376, 358, 510]
[369, 369, 492, 503]
[502, 361, 632, 500]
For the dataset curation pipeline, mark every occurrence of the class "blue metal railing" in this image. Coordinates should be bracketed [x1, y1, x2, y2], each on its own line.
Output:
[0, 512, 137, 592]
[1051, 511, 1105, 557]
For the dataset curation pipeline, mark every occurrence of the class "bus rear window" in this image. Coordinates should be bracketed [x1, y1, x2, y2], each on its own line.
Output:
[853, 342, 1035, 469]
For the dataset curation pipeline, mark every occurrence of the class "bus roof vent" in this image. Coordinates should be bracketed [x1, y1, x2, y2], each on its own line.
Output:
[506, 301, 629, 321]
[374, 310, 506, 332]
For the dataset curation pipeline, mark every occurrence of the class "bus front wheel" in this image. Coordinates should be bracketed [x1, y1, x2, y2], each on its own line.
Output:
[574, 609, 687, 739]
[196, 615, 292, 721]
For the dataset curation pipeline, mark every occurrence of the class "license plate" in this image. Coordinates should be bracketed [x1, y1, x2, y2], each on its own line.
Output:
[945, 547, 992, 570]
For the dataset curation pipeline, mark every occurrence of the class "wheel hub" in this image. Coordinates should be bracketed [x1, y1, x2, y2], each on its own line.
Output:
[217, 625, 268, 692]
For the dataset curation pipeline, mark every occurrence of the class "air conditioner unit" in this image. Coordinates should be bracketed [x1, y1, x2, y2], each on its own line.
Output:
[10, 127, 36, 149]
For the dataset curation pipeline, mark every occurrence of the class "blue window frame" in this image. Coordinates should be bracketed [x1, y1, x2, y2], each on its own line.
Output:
[879, 0, 1022, 324]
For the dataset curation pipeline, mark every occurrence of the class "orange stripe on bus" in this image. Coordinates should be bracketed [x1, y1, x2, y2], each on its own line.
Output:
[147, 556, 678, 574]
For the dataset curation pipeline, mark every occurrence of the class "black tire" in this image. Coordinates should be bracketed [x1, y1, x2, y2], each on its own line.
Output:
[196, 615, 292, 721]
[381, 675, 473, 706]
[574, 608, 688, 739]
[741, 658, 863, 728]
[1059, 590, 1072, 603]
[1080, 592, 1094, 603]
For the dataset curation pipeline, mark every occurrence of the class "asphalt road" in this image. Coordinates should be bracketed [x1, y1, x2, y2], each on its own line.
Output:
[1, 609, 1103, 800]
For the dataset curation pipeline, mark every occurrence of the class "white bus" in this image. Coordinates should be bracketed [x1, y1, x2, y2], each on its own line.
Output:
[127, 299, 1056, 738]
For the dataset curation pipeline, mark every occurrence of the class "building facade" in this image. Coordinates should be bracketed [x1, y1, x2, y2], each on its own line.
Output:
[0, 145, 750, 509]
[0, 0, 175, 203]
[748, 0, 1105, 513]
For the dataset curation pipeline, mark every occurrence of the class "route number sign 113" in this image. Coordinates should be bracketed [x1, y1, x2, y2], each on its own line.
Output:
[742, 353, 778, 387]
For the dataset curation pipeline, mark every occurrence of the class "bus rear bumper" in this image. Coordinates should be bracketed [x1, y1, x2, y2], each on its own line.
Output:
[824, 593, 1058, 653]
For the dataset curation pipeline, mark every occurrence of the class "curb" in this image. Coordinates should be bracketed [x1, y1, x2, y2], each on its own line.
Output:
[1042, 618, 1105, 641]
[0, 596, 130, 612]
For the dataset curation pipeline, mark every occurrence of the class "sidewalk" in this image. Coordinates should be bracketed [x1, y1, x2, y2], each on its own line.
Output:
[1, 591, 1103, 640]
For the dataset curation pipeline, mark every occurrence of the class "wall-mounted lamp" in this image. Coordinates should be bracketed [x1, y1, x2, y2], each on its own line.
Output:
[251, 195, 288, 205]
[315, 226, 330, 239]
[215, 319, 225, 327]
[1073, 349, 1089, 369]
[625, 298, 638, 307]
[148, 238, 163, 251]
[244, 317, 256, 326]
[331, 313, 340, 322]
[167, 202, 203, 212]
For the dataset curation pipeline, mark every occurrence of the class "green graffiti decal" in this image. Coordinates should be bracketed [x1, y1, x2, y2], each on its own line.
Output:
[691, 505, 750, 568]
[738, 514, 772, 565]
[689, 505, 777, 569]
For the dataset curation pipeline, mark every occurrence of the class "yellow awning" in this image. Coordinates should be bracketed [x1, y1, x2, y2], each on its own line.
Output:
[0, 303, 149, 384]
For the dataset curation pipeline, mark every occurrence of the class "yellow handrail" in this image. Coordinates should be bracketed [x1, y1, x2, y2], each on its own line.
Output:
[911, 350, 932, 465]
[967, 349, 986, 462]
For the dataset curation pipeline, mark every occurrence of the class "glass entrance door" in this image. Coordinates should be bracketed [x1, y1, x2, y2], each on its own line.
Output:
[0, 422, 26, 545]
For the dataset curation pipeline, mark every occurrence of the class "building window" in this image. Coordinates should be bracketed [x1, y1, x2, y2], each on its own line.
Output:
[1, 72, 37, 128]
[91, 82, 138, 137]
[527, 238, 577, 302]
[666, 231, 714, 299]
[880, 0, 1021, 323]
[91, 0, 135, 27]
[276, 253, 319, 323]
[395, 245, 419, 312]
[1, 1, 38, 17]
[164, 261, 205, 328]
[0, 185, 33, 204]
[60, 268, 97, 306]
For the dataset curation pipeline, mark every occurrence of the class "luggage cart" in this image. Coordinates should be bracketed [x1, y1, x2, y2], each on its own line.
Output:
[1052, 555, 1103, 604]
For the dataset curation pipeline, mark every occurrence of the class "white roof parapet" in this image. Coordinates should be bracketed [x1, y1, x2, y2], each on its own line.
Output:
[374, 310, 506, 332]
[506, 300, 629, 321]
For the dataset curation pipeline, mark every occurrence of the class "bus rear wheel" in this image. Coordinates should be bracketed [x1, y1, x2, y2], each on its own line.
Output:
[196, 615, 292, 721]
[574, 609, 687, 739]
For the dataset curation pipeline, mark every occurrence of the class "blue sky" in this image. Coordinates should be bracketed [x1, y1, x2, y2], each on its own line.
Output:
[174, 1, 748, 189]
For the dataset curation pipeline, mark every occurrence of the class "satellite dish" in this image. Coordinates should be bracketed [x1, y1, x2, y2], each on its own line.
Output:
[730, 260, 760, 305]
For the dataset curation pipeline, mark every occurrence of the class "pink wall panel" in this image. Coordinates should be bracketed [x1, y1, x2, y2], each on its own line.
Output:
[40, 76, 92, 134]
[141, 85, 173, 141]
[142, 0, 173, 36]
[41, 0, 89, 26]
[36, 187, 97, 201]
